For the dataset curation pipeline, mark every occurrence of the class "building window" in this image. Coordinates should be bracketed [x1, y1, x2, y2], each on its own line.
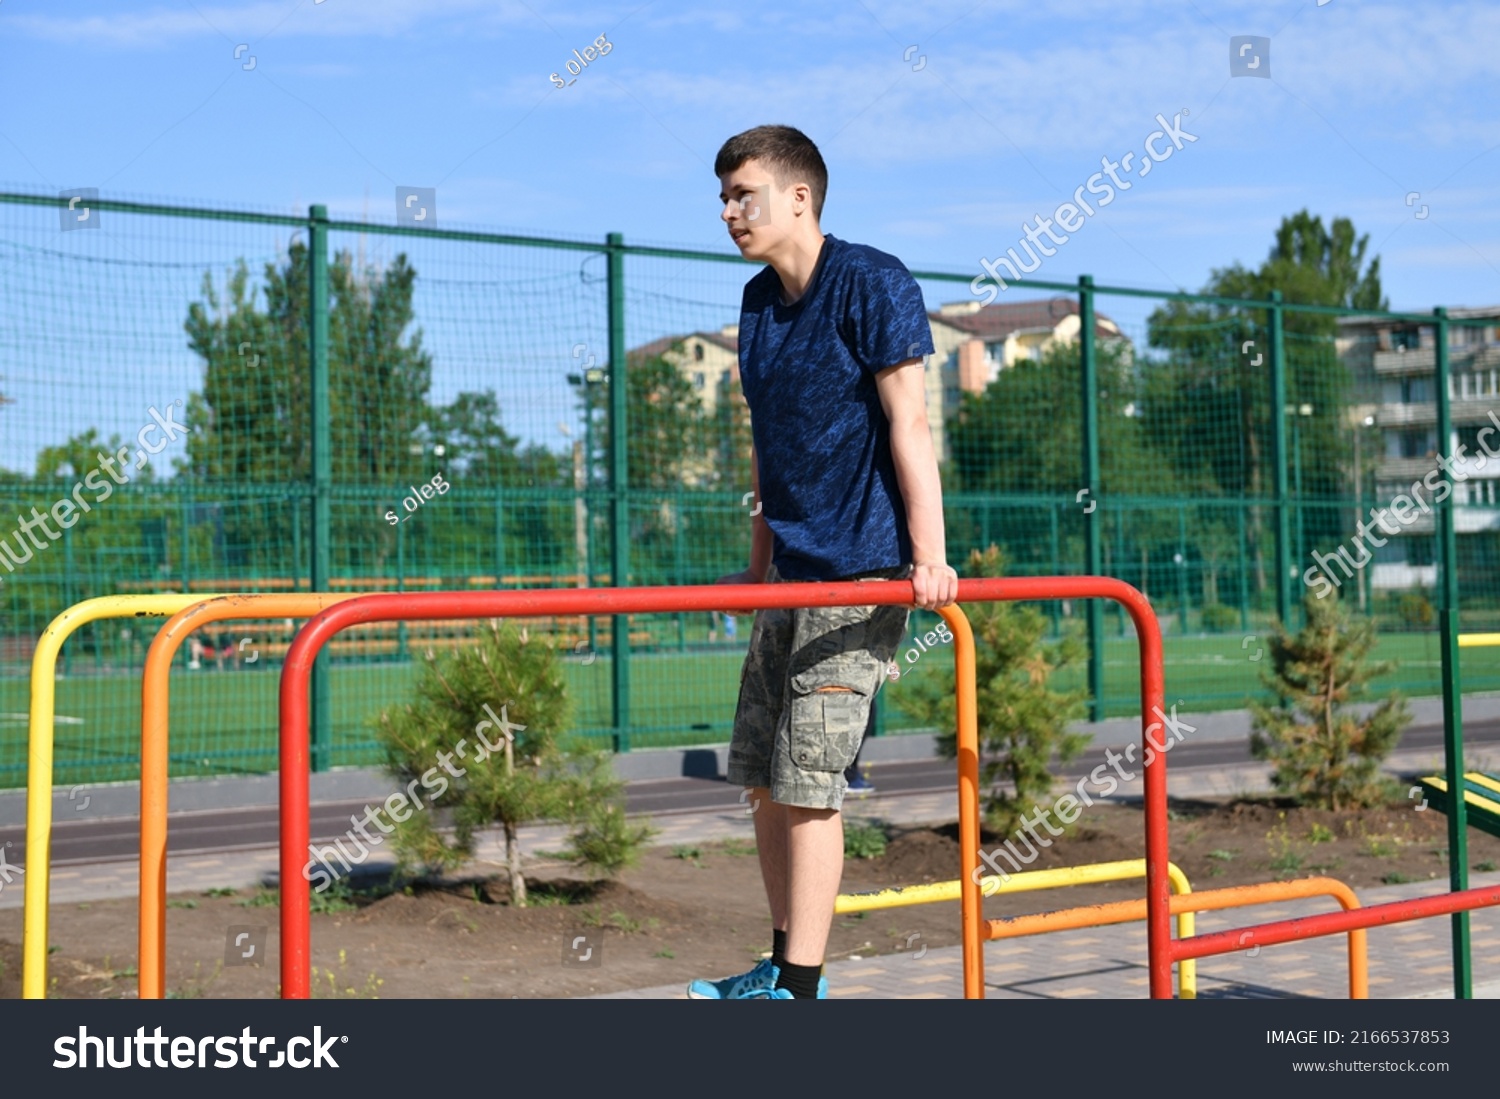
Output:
[693, 372, 705, 389]
[1408, 538, 1436, 567]
[1389, 428, 1436, 459]
[694, 344, 705, 361]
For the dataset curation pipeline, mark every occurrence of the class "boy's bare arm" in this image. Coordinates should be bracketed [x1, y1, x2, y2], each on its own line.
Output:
[876, 359, 958, 610]
[745, 444, 773, 580]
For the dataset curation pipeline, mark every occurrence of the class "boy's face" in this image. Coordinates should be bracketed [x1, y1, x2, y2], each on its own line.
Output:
[718, 157, 801, 260]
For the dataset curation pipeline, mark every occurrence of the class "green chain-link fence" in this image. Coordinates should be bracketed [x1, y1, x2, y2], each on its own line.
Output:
[2, 187, 1497, 788]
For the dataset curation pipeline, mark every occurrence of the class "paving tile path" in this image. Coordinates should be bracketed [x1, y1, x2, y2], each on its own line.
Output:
[595, 872, 1500, 1000]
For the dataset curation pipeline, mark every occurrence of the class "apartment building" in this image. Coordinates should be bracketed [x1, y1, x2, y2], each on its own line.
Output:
[1337, 306, 1500, 590]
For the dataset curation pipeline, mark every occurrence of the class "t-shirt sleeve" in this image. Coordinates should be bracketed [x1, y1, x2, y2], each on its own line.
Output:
[844, 259, 935, 375]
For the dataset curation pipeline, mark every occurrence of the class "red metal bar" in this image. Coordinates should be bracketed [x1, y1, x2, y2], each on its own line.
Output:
[1172, 885, 1500, 963]
[277, 576, 1166, 999]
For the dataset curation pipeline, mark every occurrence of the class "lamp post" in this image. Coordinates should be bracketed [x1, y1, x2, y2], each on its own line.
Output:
[1287, 402, 1314, 609]
[569, 366, 607, 654]
[1353, 414, 1375, 612]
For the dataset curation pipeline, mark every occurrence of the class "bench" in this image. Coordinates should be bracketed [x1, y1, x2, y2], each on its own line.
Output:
[1415, 772, 1500, 840]
[186, 615, 653, 661]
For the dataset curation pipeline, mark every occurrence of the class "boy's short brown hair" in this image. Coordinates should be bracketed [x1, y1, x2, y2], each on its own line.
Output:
[714, 124, 828, 220]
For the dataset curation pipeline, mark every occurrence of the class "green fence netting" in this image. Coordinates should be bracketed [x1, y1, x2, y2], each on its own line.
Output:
[2, 187, 1496, 787]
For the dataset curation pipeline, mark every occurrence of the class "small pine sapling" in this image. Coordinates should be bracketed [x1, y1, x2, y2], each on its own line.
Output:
[374, 620, 653, 905]
[1249, 594, 1409, 810]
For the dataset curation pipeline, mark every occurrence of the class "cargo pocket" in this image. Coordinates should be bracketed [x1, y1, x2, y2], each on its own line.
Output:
[787, 680, 869, 773]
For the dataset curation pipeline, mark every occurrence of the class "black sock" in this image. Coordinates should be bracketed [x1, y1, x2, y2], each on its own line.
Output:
[771, 928, 788, 972]
[774, 959, 823, 999]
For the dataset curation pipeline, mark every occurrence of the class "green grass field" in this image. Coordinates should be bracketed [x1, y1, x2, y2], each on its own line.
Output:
[4, 630, 1498, 790]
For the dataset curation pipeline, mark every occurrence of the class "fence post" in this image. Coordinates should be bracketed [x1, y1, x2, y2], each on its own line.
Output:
[1433, 305, 1472, 998]
[1269, 290, 1292, 631]
[178, 494, 192, 669]
[308, 204, 331, 771]
[1079, 276, 1104, 720]
[607, 232, 631, 751]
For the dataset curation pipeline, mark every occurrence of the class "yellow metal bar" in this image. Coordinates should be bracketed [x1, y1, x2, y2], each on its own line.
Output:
[836, 858, 1198, 998]
[1167, 862, 1196, 999]
[1458, 633, 1500, 647]
[22, 594, 229, 999]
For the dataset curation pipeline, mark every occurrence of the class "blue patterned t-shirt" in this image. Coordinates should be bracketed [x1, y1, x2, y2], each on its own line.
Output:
[737, 233, 935, 581]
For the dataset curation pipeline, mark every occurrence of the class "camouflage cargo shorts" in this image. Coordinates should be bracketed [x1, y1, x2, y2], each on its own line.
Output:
[726, 563, 912, 810]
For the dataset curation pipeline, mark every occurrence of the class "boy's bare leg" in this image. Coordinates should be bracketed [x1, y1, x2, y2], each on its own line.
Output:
[749, 788, 789, 931]
[783, 805, 844, 965]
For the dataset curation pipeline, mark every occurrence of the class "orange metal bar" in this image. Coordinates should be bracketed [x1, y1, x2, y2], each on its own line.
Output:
[139, 592, 361, 999]
[988, 877, 1368, 998]
[940, 603, 982, 1002]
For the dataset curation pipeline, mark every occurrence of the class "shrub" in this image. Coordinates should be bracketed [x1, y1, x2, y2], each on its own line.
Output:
[1398, 591, 1435, 629]
[1249, 594, 1409, 810]
[1200, 603, 1240, 632]
[843, 820, 889, 859]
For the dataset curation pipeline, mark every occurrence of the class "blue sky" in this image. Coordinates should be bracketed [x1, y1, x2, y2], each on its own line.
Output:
[2, 0, 1498, 469]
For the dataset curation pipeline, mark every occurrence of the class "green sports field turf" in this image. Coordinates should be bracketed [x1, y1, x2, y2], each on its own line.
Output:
[3, 630, 1498, 789]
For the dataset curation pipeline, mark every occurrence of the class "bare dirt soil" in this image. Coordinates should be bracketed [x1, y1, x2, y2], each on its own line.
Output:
[4, 795, 1497, 999]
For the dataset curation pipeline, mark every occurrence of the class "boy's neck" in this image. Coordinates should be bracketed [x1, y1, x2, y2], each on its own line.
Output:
[769, 229, 827, 305]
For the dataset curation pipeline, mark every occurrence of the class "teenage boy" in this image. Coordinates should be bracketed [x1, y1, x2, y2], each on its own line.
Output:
[688, 124, 957, 1000]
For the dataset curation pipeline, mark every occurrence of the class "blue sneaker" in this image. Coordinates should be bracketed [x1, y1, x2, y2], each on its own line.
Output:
[687, 958, 777, 999]
[687, 960, 830, 999]
[749, 981, 828, 1000]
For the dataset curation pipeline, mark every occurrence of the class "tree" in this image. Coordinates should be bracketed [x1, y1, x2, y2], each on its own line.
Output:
[946, 337, 1181, 584]
[0, 429, 173, 629]
[181, 246, 541, 576]
[589, 343, 713, 492]
[1249, 594, 1409, 809]
[893, 545, 1090, 835]
[948, 338, 1174, 495]
[1145, 211, 1386, 596]
[585, 343, 719, 583]
[373, 620, 655, 904]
